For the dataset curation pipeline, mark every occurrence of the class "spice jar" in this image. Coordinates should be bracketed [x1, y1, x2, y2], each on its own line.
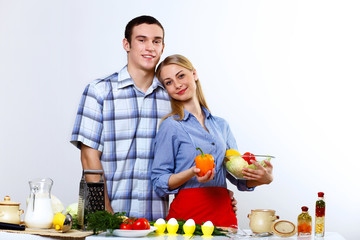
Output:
[297, 206, 312, 236]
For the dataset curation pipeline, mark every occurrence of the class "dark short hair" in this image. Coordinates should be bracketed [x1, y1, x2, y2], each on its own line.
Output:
[125, 15, 164, 45]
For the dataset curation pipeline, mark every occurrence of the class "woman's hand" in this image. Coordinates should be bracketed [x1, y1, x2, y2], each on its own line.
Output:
[227, 189, 238, 213]
[193, 166, 215, 183]
[242, 160, 273, 186]
[168, 166, 215, 190]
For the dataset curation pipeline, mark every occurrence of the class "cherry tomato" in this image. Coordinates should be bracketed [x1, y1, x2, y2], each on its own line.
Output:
[132, 218, 150, 230]
[120, 222, 133, 230]
[243, 152, 256, 164]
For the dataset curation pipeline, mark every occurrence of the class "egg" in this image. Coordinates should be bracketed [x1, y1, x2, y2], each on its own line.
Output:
[166, 218, 179, 235]
[183, 219, 196, 235]
[167, 218, 178, 225]
[201, 221, 214, 236]
[155, 218, 166, 225]
[154, 218, 166, 234]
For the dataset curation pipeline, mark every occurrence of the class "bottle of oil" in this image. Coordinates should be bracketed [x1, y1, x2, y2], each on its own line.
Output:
[315, 192, 325, 237]
[297, 206, 312, 236]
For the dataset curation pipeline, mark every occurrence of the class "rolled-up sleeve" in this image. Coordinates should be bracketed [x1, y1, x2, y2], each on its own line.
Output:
[151, 119, 180, 197]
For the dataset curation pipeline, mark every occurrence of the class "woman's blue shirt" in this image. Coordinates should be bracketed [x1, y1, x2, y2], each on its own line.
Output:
[151, 107, 254, 197]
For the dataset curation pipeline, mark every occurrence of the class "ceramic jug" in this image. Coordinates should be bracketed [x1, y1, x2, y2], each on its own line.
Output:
[0, 196, 24, 224]
[24, 178, 54, 228]
[248, 209, 279, 233]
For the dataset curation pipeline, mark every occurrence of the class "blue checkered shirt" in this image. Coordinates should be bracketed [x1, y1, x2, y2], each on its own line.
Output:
[71, 65, 171, 220]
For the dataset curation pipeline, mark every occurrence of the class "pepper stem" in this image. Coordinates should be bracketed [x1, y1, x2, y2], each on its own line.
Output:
[196, 147, 205, 157]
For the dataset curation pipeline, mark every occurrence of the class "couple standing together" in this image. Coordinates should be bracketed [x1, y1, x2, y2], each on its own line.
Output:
[71, 15, 273, 227]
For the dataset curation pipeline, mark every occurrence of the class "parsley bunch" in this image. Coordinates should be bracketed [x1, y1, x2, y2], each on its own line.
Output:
[86, 211, 127, 235]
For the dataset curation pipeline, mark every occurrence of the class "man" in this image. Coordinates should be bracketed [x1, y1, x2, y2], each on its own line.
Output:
[71, 16, 237, 221]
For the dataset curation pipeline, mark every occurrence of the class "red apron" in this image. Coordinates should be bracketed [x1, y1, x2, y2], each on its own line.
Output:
[166, 187, 237, 227]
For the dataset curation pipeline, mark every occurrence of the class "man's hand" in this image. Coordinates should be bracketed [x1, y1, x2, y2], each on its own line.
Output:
[227, 189, 238, 213]
[81, 143, 114, 214]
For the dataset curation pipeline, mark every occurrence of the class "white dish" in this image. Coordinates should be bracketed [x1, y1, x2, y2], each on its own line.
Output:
[112, 226, 157, 237]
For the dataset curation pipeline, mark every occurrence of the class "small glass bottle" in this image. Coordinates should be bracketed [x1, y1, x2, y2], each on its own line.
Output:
[297, 206, 312, 236]
[315, 192, 325, 237]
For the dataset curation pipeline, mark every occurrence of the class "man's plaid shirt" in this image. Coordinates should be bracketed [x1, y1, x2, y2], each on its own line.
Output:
[71, 66, 171, 220]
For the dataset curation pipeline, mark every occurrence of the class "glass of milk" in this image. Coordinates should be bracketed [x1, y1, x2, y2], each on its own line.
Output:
[24, 178, 54, 229]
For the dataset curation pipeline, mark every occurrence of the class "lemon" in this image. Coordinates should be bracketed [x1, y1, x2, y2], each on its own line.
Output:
[53, 212, 65, 231]
[225, 149, 241, 157]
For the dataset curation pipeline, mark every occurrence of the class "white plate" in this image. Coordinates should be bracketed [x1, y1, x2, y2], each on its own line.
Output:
[112, 226, 157, 237]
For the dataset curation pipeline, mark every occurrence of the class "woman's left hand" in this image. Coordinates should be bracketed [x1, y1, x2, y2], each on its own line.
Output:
[193, 167, 215, 183]
[242, 160, 273, 185]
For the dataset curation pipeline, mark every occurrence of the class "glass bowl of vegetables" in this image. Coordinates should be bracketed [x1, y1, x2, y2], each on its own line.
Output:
[224, 152, 275, 180]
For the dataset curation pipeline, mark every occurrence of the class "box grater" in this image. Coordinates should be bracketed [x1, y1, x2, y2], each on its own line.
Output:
[77, 169, 105, 230]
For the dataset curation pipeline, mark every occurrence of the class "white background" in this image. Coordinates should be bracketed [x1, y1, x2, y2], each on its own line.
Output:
[0, 0, 359, 239]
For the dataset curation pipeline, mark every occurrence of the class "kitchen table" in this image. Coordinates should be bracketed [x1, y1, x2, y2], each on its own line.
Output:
[87, 230, 346, 240]
[0, 230, 346, 240]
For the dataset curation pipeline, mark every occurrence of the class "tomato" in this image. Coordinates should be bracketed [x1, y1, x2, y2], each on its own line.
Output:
[243, 152, 256, 164]
[120, 222, 133, 230]
[132, 218, 150, 230]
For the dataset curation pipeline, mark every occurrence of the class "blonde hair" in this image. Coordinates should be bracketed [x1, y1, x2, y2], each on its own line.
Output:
[156, 54, 210, 121]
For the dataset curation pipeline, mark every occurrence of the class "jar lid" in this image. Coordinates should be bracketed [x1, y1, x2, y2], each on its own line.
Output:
[251, 209, 275, 213]
[272, 220, 296, 237]
[0, 196, 20, 206]
[301, 206, 309, 211]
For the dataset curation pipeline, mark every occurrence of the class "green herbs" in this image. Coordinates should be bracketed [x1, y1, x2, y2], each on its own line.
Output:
[150, 219, 228, 236]
[86, 211, 127, 235]
[71, 215, 81, 230]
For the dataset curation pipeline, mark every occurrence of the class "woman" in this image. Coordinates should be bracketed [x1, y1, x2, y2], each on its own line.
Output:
[151, 54, 273, 227]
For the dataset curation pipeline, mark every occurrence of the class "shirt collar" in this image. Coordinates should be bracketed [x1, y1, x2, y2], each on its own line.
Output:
[183, 106, 211, 121]
[117, 65, 165, 91]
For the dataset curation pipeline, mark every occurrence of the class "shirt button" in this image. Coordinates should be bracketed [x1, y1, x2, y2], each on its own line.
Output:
[211, 142, 215, 145]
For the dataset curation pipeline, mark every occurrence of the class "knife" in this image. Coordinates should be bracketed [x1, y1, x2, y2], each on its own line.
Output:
[0, 222, 26, 231]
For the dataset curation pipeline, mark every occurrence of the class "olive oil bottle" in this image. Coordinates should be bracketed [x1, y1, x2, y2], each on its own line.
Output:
[315, 192, 325, 237]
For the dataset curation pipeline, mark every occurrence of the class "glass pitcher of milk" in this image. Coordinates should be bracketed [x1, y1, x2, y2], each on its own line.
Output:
[24, 178, 54, 228]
